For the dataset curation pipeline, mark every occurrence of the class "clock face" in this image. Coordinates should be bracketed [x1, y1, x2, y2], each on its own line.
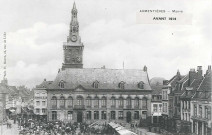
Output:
[71, 35, 77, 42]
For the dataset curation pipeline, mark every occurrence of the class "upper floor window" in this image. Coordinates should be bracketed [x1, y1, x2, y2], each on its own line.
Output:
[126, 97, 131, 107]
[199, 105, 202, 117]
[119, 81, 125, 89]
[101, 96, 107, 107]
[86, 96, 92, 107]
[111, 97, 116, 107]
[93, 81, 99, 89]
[59, 96, 65, 108]
[142, 97, 147, 109]
[134, 97, 139, 108]
[59, 80, 65, 89]
[138, 81, 144, 89]
[77, 96, 84, 106]
[36, 101, 40, 106]
[118, 97, 124, 107]
[194, 105, 197, 116]
[94, 96, 99, 108]
[67, 96, 73, 107]
[51, 96, 57, 108]
[153, 104, 157, 112]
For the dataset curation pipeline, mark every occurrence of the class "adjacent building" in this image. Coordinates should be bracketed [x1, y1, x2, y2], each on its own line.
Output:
[191, 66, 211, 135]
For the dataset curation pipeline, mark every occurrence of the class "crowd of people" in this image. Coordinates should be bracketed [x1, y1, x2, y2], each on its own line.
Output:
[16, 119, 110, 135]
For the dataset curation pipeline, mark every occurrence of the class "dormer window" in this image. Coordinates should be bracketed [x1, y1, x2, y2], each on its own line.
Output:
[59, 80, 65, 89]
[93, 81, 99, 89]
[138, 81, 144, 89]
[119, 81, 125, 89]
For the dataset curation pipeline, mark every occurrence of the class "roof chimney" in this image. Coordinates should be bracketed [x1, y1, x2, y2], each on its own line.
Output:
[163, 80, 169, 85]
[206, 65, 211, 75]
[188, 68, 196, 86]
[197, 66, 203, 80]
[143, 65, 147, 72]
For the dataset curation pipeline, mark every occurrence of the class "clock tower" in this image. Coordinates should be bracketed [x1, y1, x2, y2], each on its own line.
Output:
[62, 2, 84, 70]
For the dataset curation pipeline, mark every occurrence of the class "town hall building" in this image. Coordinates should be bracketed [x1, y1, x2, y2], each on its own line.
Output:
[34, 2, 152, 124]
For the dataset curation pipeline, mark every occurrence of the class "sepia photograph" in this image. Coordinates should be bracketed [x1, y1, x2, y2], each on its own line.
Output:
[0, 0, 211, 135]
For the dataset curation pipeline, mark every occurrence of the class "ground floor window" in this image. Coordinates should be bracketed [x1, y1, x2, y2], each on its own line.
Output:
[134, 111, 139, 119]
[101, 111, 107, 119]
[111, 111, 116, 120]
[94, 111, 99, 119]
[67, 111, 73, 120]
[142, 111, 147, 119]
[36, 108, 40, 113]
[52, 111, 57, 121]
[87, 111, 91, 120]
[118, 111, 123, 119]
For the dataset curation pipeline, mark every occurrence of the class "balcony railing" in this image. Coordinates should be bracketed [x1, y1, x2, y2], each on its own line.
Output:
[74, 105, 85, 109]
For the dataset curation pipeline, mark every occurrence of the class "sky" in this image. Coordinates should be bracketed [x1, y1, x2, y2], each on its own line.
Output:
[0, 0, 211, 89]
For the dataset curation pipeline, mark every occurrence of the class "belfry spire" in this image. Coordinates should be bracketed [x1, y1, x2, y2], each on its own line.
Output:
[62, 2, 84, 70]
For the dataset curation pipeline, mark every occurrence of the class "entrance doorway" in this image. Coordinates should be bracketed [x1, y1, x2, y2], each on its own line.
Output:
[126, 111, 131, 123]
[77, 111, 83, 123]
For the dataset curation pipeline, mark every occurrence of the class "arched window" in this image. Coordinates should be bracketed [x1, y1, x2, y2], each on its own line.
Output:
[76, 96, 84, 106]
[93, 81, 99, 89]
[138, 81, 144, 89]
[134, 97, 139, 108]
[101, 96, 107, 108]
[118, 97, 124, 108]
[67, 96, 73, 108]
[126, 97, 131, 108]
[86, 96, 92, 107]
[94, 96, 99, 108]
[51, 96, 57, 108]
[142, 97, 147, 109]
[111, 97, 116, 108]
[119, 81, 125, 89]
[59, 80, 65, 89]
[60, 96, 65, 108]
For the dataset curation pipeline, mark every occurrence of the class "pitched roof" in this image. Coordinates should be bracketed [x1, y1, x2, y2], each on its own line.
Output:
[36, 80, 53, 89]
[151, 85, 163, 95]
[48, 68, 152, 90]
[197, 71, 211, 92]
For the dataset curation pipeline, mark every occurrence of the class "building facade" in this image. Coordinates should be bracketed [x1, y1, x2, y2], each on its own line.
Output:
[33, 3, 153, 125]
[191, 66, 211, 135]
[33, 79, 50, 121]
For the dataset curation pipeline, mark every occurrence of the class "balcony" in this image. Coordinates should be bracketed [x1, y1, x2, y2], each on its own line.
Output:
[74, 105, 85, 110]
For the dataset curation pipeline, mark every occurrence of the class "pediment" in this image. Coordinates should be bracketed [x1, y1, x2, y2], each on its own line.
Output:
[74, 85, 86, 92]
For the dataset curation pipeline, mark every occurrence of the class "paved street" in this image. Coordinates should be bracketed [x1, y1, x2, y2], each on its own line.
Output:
[0, 120, 19, 135]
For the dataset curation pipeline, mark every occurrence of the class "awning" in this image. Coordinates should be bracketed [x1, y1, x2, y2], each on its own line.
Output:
[117, 129, 137, 135]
